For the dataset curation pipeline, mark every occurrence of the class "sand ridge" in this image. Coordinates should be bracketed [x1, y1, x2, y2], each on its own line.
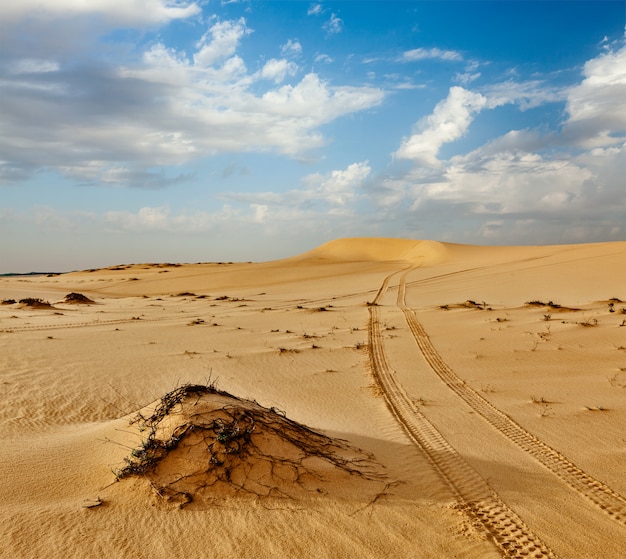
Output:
[1, 237, 626, 558]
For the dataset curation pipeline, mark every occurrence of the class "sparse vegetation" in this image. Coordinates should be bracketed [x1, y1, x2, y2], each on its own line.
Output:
[578, 316, 599, 327]
[18, 298, 54, 309]
[115, 383, 385, 506]
[526, 300, 561, 309]
[277, 347, 299, 354]
[63, 292, 95, 304]
[540, 404, 552, 417]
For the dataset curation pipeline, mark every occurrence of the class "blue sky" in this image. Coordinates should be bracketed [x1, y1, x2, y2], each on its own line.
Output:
[1, 1, 625, 272]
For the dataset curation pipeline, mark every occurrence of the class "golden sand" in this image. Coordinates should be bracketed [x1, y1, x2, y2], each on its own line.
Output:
[2, 238, 626, 558]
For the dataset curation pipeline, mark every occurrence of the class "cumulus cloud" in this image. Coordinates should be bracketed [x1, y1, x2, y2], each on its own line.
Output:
[386, 42, 626, 245]
[0, 14, 384, 186]
[0, 0, 200, 25]
[259, 58, 298, 83]
[395, 86, 487, 166]
[281, 39, 303, 58]
[193, 18, 251, 68]
[562, 43, 626, 148]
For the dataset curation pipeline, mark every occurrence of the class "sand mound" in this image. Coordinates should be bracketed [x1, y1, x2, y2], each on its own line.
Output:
[116, 384, 386, 508]
[18, 297, 56, 309]
[299, 237, 449, 265]
[62, 292, 95, 304]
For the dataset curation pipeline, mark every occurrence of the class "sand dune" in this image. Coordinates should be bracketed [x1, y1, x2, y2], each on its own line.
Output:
[1, 238, 626, 558]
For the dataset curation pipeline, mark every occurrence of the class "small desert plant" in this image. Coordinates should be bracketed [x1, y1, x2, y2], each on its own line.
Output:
[19, 297, 46, 305]
[526, 300, 561, 309]
[542, 313, 552, 321]
[63, 292, 94, 304]
[540, 404, 552, 417]
[578, 316, 599, 327]
[277, 347, 299, 354]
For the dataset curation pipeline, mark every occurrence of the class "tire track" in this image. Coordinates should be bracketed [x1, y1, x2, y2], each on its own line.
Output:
[397, 269, 626, 526]
[368, 271, 554, 558]
[0, 315, 178, 333]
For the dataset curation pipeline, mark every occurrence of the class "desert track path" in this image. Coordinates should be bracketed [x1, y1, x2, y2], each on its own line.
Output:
[0, 315, 176, 333]
[368, 271, 555, 558]
[397, 268, 626, 526]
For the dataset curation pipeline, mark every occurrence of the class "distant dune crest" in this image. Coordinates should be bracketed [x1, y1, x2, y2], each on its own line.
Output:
[300, 237, 449, 265]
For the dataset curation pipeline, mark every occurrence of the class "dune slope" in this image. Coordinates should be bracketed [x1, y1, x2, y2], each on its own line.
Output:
[1, 238, 626, 558]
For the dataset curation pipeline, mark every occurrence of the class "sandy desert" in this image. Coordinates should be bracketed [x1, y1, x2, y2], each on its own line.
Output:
[2, 237, 626, 558]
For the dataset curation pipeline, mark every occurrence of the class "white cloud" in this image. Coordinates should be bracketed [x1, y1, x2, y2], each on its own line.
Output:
[395, 86, 487, 166]
[0, 16, 385, 185]
[307, 4, 323, 16]
[0, 0, 200, 26]
[193, 18, 251, 68]
[401, 48, 463, 62]
[323, 13, 343, 35]
[223, 161, 371, 212]
[106, 206, 169, 231]
[482, 79, 565, 110]
[454, 71, 481, 85]
[314, 53, 333, 64]
[416, 150, 591, 215]
[259, 58, 298, 83]
[384, 41, 626, 245]
[563, 43, 626, 148]
[102, 162, 373, 233]
[281, 39, 302, 58]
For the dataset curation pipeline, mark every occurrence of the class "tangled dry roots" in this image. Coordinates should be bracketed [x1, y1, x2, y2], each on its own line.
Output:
[116, 384, 385, 507]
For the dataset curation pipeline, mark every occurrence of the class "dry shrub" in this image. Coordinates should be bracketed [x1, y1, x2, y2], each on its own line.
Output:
[116, 384, 386, 507]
